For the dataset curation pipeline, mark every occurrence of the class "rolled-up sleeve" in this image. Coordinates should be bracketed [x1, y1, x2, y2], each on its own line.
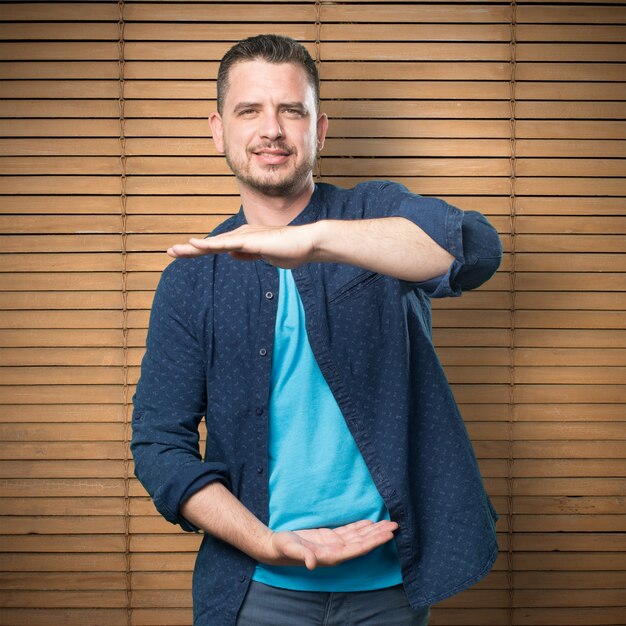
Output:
[130, 261, 230, 532]
[373, 181, 503, 298]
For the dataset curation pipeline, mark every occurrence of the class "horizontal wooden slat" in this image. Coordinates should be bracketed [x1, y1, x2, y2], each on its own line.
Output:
[0, 404, 126, 422]
[0, 310, 124, 329]
[517, 5, 626, 24]
[0, 478, 125, 497]
[438, 347, 626, 367]
[0, 195, 237, 215]
[0, 329, 124, 347]
[124, 22, 509, 42]
[0, 423, 125, 440]
[0, 385, 124, 404]
[0, 552, 128, 572]
[517, 24, 626, 41]
[0, 273, 157, 291]
[319, 82, 626, 102]
[129, 3, 512, 23]
[1, 4, 119, 20]
[0, 23, 118, 40]
[0, 589, 129, 608]
[0, 366, 124, 384]
[1, 496, 122, 517]
[0, 42, 120, 61]
[0, 60, 119, 79]
[0, 571, 128, 590]
[0, 347, 126, 365]
[0, 461, 125, 478]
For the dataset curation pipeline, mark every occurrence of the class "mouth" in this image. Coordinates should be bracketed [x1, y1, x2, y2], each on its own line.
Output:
[252, 147, 292, 166]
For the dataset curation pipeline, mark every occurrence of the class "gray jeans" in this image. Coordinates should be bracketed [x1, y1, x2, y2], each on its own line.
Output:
[236, 580, 430, 626]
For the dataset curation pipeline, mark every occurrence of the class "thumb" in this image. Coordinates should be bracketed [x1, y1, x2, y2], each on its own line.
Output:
[281, 536, 318, 570]
[302, 546, 318, 570]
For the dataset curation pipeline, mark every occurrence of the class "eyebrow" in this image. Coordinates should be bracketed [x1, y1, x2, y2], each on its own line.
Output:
[232, 101, 309, 114]
[233, 102, 260, 113]
[280, 102, 308, 111]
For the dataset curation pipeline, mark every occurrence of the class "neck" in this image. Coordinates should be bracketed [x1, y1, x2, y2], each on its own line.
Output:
[238, 177, 316, 226]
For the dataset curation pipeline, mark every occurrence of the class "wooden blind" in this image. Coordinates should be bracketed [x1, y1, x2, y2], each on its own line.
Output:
[1, 2, 624, 624]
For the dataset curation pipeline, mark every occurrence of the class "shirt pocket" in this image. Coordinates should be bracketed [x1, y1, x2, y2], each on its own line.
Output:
[328, 269, 386, 305]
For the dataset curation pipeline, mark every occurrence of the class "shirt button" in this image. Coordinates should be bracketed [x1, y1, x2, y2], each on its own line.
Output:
[256, 407, 263, 415]
[259, 348, 267, 356]
[238, 575, 246, 583]
[257, 466, 264, 474]
[265, 291, 274, 299]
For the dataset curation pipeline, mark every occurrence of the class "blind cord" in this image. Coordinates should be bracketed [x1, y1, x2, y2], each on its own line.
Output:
[117, 1, 132, 624]
[314, 0, 323, 182]
[506, 2, 518, 625]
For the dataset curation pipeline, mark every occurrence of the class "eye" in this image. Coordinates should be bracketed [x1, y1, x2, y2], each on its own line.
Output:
[283, 108, 305, 118]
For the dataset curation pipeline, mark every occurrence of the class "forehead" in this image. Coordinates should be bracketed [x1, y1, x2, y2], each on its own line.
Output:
[224, 60, 315, 108]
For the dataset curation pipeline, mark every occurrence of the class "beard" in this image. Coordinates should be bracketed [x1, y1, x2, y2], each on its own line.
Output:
[223, 140, 317, 198]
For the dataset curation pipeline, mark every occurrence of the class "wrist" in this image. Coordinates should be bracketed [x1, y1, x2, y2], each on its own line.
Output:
[251, 526, 277, 563]
[308, 219, 333, 263]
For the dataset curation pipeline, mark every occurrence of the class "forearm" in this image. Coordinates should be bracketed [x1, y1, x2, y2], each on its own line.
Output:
[311, 217, 454, 282]
[180, 481, 272, 561]
[179, 481, 399, 570]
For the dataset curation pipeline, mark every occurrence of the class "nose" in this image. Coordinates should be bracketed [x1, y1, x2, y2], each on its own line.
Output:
[259, 111, 283, 140]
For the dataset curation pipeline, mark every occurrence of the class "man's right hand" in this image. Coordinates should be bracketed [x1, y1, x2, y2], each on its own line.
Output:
[180, 482, 398, 570]
[262, 519, 399, 570]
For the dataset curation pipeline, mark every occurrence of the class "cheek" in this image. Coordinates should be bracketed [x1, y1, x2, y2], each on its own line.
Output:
[223, 124, 253, 151]
[297, 124, 318, 152]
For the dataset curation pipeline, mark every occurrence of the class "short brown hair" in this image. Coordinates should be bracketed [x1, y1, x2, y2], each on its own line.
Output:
[217, 34, 319, 114]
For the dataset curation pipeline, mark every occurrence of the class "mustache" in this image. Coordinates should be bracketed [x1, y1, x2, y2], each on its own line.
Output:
[249, 142, 294, 154]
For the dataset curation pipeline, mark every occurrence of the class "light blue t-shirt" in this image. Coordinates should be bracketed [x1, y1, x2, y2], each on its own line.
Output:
[252, 268, 402, 591]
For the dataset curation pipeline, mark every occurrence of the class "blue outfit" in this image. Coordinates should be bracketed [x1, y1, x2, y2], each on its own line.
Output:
[252, 267, 402, 591]
[131, 181, 503, 626]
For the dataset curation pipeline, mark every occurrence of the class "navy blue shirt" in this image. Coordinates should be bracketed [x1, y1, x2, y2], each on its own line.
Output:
[131, 181, 502, 625]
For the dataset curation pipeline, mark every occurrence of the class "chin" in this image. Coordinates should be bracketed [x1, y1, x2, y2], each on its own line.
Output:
[243, 170, 311, 198]
[249, 180, 301, 197]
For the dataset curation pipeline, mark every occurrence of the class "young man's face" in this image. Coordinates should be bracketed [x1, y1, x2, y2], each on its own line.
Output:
[210, 59, 328, 198]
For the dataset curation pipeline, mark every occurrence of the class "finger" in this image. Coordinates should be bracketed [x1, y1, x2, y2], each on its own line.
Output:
[313, 527, 397, 566]
[343, 524, 396, 547]
[340, 530, 396, 560]
[303, 547, 318, 571]
[167, 237, 246, 258]
[314, 539, 376, 566]
[189, 236, 245, 252]
[357, 520, 399, 537]
[334, 519, 395, 540]
[167, 243, 209, 258]
[343, 525, 397, 551]
[362, 526, 397, 544]
[332, 520, 374, 536]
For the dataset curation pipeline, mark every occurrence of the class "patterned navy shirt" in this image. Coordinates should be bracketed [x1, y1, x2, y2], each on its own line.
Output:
[131, 181, 502, 626]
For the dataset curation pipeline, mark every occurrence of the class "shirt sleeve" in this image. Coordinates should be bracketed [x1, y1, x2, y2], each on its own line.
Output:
[369, 181, 503, 298]
[130, 260, 230, 532]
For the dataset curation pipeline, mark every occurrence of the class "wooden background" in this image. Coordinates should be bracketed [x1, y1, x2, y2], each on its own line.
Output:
[1, 1, 625, 624]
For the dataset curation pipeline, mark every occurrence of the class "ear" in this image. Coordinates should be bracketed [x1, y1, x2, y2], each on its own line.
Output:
[316, 111, 328, 152]
[209, 112, 225, 154]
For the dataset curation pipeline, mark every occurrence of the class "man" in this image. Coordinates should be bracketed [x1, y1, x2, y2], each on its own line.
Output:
[131, 34, 502, 626]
